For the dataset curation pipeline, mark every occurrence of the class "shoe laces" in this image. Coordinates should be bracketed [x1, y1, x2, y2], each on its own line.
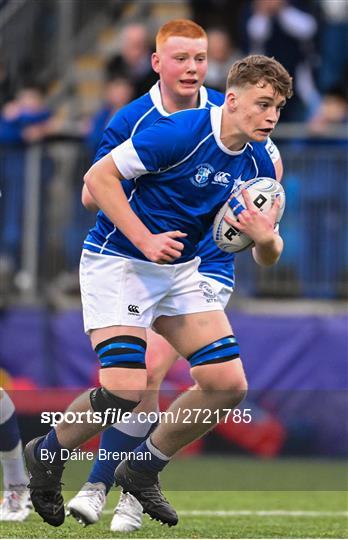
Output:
[32, 460, 64, 488]
[80, 485, 105, 512]
[115, 492, 138, 515]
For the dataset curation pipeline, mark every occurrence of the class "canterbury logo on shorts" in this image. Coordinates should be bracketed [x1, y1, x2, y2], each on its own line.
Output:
[128, 304, 140, 315]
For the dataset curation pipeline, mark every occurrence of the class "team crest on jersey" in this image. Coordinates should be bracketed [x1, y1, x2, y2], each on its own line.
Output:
[190, 163, 214, 188]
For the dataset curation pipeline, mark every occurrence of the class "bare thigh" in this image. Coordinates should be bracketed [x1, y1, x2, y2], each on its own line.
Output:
[155, 311, 246, 393]
[154, 310, 233, 358]
[145, 329, 179, 388]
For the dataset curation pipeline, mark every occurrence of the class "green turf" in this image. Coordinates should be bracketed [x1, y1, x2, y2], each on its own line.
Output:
[1, 458, 347, 538]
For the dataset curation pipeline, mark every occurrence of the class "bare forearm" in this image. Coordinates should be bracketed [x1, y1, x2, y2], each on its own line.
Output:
[83, 154, 187, 264]
[82, 184, 99, 212]
[252, 234, 283, 266]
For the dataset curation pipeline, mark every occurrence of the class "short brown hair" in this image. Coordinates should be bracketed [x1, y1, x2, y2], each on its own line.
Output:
[156, 19, 207, 50]
[226, 55, 293, 99]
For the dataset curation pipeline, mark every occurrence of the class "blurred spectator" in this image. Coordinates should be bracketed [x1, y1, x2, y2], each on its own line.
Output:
[106, 22, 157, 97]
[205, 28, 242, 92]
[60, 73, 136, 274]
[0, 58, 12, 109]
[317, 0, 348, 95]
[0, 83, 54, 298]
[86, 74, 135, 155]
[107, 0, 137, 20]
[0, 83, 57, 144]
[189, 0, 245, 44]
[308, 83, 348, 135]
[241, 0, 320, 121]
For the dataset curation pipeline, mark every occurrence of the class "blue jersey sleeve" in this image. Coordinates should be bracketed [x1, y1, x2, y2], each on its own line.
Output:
[111, 111, 199, 179]
[257, 152, 276, 178]
[93, 108, 132, 163]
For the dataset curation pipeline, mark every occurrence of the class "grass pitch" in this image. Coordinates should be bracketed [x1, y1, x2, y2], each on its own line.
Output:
[1, 457, 347, 538]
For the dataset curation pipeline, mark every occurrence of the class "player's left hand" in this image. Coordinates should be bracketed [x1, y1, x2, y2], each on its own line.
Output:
[225, 189, 280, 245]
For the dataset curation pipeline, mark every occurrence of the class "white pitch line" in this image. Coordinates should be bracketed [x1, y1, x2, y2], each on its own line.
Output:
[180, 510, 348, 517]
[103, 510, 348, 517]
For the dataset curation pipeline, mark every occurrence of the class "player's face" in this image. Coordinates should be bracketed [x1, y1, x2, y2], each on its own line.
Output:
[227, 82, 286, 143]
[152, 36, 208, 99]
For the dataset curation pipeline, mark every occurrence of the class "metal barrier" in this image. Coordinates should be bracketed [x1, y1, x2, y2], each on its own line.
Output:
[0, 137, 94, 304]
[236, 139, 348, 299]
[0, 136, 347, 304]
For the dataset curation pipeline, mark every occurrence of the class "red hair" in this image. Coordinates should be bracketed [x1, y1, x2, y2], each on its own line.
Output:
[156, 19, 207, 50]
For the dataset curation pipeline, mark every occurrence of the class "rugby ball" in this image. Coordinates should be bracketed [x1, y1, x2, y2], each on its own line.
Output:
[213, 177, 285, 253]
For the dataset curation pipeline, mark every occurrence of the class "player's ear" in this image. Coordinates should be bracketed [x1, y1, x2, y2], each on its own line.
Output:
[225, 89, 238, 111]
[151, 52, 160, 74]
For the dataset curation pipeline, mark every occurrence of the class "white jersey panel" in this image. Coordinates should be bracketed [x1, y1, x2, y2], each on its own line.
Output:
[265, 137, 280, 164]
[111, 139, 147, 179]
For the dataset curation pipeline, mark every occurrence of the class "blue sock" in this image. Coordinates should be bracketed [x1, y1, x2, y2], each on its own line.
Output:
[35, 429, 67, 465]
[88, 427, 146, 492]
[129, 438, 170, 474]
[0, 414, 21, 452]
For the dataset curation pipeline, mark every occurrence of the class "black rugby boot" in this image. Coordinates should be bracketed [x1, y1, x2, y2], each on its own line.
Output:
[115, 459, 178, 526]
[24, 436, 65, 526]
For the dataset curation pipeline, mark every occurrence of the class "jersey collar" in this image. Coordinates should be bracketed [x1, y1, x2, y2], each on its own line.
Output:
[210, 106, 247, 155]
[149, 81, 209, 116]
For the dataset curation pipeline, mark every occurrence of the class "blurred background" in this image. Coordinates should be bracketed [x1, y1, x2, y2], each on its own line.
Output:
[0, 0, 347, 469]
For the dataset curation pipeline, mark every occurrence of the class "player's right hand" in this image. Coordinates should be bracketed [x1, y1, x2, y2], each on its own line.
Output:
[140, 230, 187, 264]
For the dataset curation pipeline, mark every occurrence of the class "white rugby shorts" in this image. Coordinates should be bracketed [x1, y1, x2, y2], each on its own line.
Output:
[198, 275, 232, 310]
[80, 250, 227, 333]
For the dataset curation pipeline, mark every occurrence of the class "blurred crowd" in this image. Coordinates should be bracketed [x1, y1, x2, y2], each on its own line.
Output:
[0, 0, 347, 302]
[1, 1, 347, 135]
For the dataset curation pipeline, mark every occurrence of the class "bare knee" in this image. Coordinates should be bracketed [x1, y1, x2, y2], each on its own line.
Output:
[99, 367, 147, 402]
[227, 378, 248, 407]
[204, 373, 248, 407]
[145, 331, 179, 390]
[146, 370, 164, 390]
[191, 360, 248, 407]
[146, 358, 177, 389]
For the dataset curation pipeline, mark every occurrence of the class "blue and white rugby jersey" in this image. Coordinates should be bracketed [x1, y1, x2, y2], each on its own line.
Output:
[85, 101, 280, 282]
[93, 82, 223, 162]
[197, 137, 279, 288]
